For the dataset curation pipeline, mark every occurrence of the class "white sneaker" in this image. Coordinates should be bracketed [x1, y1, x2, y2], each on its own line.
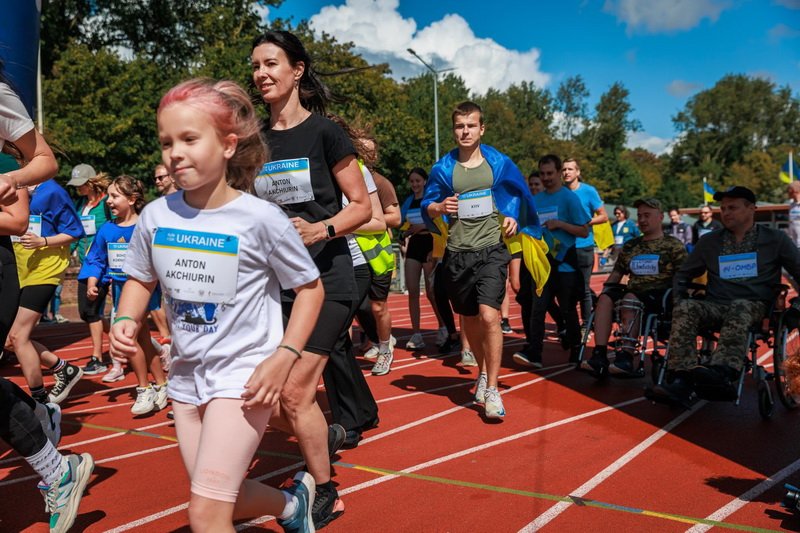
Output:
[406, 332, 425, 350]
[435, 327, 448, 347]
[102, 363, 125, 383]
[460, 350, 478, 367]
[363, 344, 379, 360]
[34, 402, 62, 446]
[131, 386, 156, 415]
[474, 373, 488, 404]
[153, 382, 169, 410]
[371, 350, 394, 376]
[484, 387, 506, 418]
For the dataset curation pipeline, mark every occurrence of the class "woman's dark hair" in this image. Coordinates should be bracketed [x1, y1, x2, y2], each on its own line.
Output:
[408, 167, 428, 181]
[251, 31, 336, 115]
[110, 175, 146, 214]
[614, 205, 629, 219]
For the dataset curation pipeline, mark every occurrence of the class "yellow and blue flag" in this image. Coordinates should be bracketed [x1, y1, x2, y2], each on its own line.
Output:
[780, 156, 799, 184]
[703, 181, 715, 203]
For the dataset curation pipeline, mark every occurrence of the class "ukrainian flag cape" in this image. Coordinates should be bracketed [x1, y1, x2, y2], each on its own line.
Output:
[421, 144, 550, 294]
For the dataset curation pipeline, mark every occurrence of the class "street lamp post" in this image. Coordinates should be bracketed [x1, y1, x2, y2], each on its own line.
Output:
[407, 48, 454, 162]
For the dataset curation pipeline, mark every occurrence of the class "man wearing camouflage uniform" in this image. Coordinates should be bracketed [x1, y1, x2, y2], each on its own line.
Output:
[582, 198, 686, 377]
[649, 186, 800, 407]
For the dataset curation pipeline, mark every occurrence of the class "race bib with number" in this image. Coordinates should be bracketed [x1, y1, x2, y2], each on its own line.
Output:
[629, 254, 660, 276]
[538, 206, 558, 224]
[12, 215, 42, 243]
[407, 208, 424, 225]
[107, 242, 129, 280]
[719, 252, 758, 280]
[152, 228, 240, 303]
[81, 215, 96, 236]
[253, 158, 315, 205]
[457, 189, 493, 219]
[614, 235, 624, 245]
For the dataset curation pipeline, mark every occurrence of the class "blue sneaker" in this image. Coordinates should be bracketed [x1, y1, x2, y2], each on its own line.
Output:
[38, 452, 94, 533]
[278, 471, 316, 533]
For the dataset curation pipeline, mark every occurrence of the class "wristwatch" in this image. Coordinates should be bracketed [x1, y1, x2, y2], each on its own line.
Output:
[322, 220, 336, 240]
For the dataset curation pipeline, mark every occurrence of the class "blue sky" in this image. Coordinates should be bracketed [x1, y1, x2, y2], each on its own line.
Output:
[267, 0, 800, 154]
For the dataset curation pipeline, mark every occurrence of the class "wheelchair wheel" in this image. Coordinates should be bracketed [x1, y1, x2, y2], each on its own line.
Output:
[758, 381, 774, 419]
[773, 317, 800, 410]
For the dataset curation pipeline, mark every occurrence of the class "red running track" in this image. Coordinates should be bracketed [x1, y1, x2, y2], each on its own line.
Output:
[2, 276, 800, 532]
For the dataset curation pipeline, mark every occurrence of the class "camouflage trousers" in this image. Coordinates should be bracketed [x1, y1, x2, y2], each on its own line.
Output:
[668, 299, 767, 372]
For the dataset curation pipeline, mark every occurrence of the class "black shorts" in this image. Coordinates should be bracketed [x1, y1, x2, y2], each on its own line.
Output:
[77, 279, 108, 323]
[602, 286, 671, 317]
[19, 284, 57, 315]
[368, 271, 392, 302]
[441, 242, 510, 316]
[405, 233, 433, 264]
[282, 298, 351, 356]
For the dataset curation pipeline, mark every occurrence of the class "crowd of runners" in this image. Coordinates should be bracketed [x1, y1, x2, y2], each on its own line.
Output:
[2, 29, 800, 533]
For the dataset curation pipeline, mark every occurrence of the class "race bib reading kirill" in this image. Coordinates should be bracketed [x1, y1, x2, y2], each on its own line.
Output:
[629, 254, 660, 276]
[107, 242, 129, 280]
[457, 189, 493, 219]
[152, 228, 240, 303]
[537, 206, 558, 224]
[81, 215, 96, 236]
[12, 215, 42, 243]
[719, 252, 758, 280]
[254, 158, 314, 205]
[407, 208, 424, 225]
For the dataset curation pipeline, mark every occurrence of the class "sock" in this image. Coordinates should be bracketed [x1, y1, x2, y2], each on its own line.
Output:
[26, 442, 67, 487]
[278, 489, 299, 520]
[30, 386, 48, 404]
[49, 359, 66, 373]
[317, 480, 335, 496]
[593, 345, 608, 357]
[378, 339, 390, 353]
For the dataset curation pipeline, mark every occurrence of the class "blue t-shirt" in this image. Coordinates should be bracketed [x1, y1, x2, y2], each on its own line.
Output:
[571, 182, 603, 249]
[30, 179, 85, 239]
[534, 187, 591, 272]
[78, 221, 134, 283]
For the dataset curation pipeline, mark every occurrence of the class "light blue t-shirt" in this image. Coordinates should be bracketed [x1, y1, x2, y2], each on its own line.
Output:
[571, 182, 603, 248]
[534, 187, 591, 272]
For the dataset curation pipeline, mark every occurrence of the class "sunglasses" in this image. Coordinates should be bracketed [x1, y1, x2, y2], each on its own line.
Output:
[154, 174, 170, 181]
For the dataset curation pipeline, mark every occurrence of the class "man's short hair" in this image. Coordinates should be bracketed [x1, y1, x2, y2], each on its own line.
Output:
[538, 154, 562, 171]
[528, 170, 540, 178]
[669, 206, 680, 214]
[452, 101, 483, 126]
[563, 157, 580, 170]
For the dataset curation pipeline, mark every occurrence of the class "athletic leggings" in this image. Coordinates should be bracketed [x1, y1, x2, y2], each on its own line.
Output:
[172, 398, 272, 503]
[0, 376, 47, 457]
[433, 262, 457, 336]
[0, 244, 20, 347]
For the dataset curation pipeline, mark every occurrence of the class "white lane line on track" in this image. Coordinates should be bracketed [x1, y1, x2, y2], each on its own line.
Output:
[686, 456, 800, 533]
[520, 403, 703, 531]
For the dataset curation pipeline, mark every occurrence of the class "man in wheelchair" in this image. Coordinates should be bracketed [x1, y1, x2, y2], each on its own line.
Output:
[582, 198, 687, 377]
[648, 186, 800, 408]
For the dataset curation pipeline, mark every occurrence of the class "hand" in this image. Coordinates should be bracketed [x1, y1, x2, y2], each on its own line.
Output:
[543, 219, 561, 231]
[502, 217, 518, 237]
[87, 285, 99, 301]
[109, 319, 139, 363]
[439, 195, 459, 216]
[241, 349, 297, 407]
[290, 217, 326, 246]
[19, 233, 45, 249]
[0, 175, 19, 206]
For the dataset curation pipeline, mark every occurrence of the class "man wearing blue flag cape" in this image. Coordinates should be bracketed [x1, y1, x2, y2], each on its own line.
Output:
[420, 101, 549, 420]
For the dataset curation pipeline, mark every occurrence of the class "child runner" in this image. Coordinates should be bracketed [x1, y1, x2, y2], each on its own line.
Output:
[82, 175, 169, 414]
[109, 78, 323, 532]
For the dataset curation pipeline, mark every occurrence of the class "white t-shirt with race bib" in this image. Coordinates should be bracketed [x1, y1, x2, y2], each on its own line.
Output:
[123, 192, 319, 405]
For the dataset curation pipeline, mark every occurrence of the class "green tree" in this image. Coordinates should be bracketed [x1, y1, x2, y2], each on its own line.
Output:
[554, 75, 589, 141]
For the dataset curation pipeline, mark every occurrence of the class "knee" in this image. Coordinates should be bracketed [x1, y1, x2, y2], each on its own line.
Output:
[188, 496, 228, 532]
[479, 306, 500, 327]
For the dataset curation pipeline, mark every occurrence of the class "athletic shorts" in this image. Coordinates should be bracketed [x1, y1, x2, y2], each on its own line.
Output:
[77, 279, 108, 323]
[368, 271, 392, 302]
[281, 298, 351, 356]
[601, 286, 672, 317]
[19, 284, 57, 314]
[405, 233, 433, 264]
[441, 242, 510, 316]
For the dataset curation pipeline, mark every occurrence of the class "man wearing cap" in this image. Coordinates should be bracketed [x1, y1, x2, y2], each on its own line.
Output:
[582, 198, 686, 377]
[153, 164, 178, 196]
[649, 186, 800, 407]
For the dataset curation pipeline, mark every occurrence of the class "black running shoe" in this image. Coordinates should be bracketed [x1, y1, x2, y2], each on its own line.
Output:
[610, 351, 635, 376]
[500, 319, 513, 334]
[82, 357, 108, 375]
[312, 486, 344, 529]
[327, 423, 346, 457]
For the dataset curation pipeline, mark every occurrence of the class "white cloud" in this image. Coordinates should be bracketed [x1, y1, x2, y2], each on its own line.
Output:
[307, 0, 550, 94]
[603, 0, 730, 33]
[768, 23, 800, 42]
[626, 131, 674, 155]
[667, 79, 702, 97]
[252, 2, 270, 23]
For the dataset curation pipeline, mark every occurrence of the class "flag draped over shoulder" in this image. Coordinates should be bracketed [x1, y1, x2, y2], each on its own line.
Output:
[420, 144, 550, 294]
[780, 156, 800, 184]
[703, 181, 715, 203]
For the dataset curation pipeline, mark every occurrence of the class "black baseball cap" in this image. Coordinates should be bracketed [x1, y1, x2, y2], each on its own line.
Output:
[713, 186, 756, 204]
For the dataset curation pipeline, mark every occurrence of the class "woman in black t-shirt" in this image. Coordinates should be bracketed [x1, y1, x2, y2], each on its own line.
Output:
[250, 30, 371, 527]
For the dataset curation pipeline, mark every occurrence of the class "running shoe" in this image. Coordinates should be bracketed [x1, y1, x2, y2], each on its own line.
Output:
[131, 386, 156, 415]
[581, 347, 609, 377]
[371, 350, 393, 376]
[484, 387, 506, 418]
[102, 363, 125, 383]
[609, 351, 635, 376]
[81, 357, 107, 375]
[38, 452, 94, 533]
[500, 319, 513, 334]
[34, 401, 62, 446]
[48, 364, 83, 404]
[278, 471, 315, 533]
[460, 349, 478, 367]
[327, 423, 346, 457]
[435, 326, 448, 346]
[439, 336, 461, 354]
[54, 314, 69, 324]
[312, 486, 344, 529]
[342, 430, 361, 449]
[512, 350, 543, 369]
[362, 344, 380, 360]
[153, 382, 168, 410]
[474, 372, 488, 404]
[405, 332, 425, 350]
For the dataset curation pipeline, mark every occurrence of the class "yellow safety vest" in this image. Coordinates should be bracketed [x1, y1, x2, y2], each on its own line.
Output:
[354, 230, 395, 275]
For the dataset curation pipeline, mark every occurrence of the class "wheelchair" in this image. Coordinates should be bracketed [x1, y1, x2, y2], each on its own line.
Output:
[652, 283, 800, 419]
[576, 283, 671, 381]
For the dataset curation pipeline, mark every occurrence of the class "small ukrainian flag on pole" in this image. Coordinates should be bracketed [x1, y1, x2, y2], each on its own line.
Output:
[780, 152, 799, 184]
[703, 177, 715, 205]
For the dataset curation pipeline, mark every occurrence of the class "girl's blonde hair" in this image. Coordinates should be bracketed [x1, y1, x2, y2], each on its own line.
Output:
[158, 78, 268, 191]
[86, 172, 111, 197]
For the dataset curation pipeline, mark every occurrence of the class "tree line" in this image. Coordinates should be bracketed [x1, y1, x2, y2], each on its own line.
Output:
[39, 0, 800, 206]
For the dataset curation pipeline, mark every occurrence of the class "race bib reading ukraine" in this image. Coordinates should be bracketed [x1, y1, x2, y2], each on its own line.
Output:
[457, 189, 493, 219]
[719, 252, 758, 280]
[11, 215, 41, 242]
[407, 208, 424, 225]
[152, 228, 239, 303]
[629, 254, 660, 276]
[107, 242, 128, 280]
[254, 158, 314, 205]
